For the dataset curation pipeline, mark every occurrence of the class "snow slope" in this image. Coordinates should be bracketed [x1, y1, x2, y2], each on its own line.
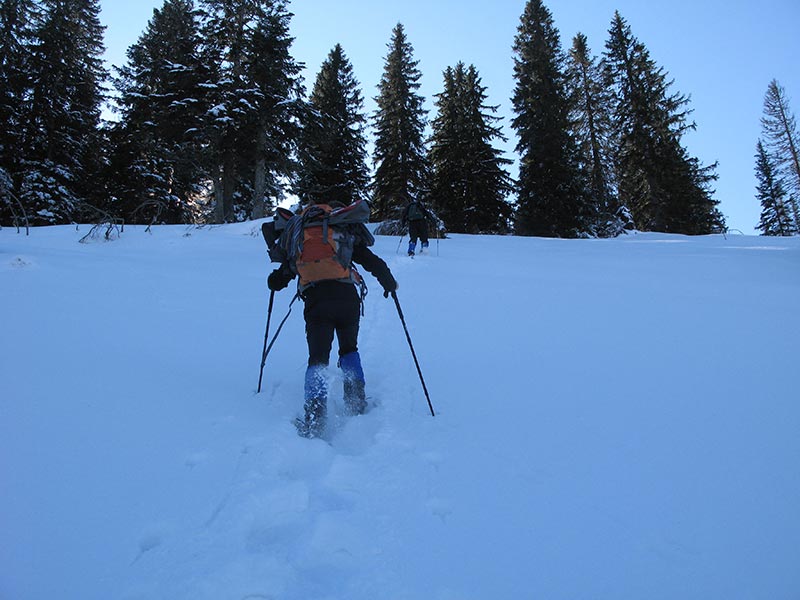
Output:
[1, 223, 799, 600]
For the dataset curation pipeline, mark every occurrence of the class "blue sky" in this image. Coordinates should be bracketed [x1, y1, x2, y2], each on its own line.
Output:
[99, 0, 800, 235]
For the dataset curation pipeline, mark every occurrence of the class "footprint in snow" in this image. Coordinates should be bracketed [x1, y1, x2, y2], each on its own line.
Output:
[130, 531, 163, 565]
[10, 256, 32, 268]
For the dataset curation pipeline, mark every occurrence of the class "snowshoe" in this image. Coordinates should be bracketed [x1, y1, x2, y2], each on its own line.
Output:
[343, 379, 367, 416]
[294, 417, 321, 439]
[295, 397, 326, 438]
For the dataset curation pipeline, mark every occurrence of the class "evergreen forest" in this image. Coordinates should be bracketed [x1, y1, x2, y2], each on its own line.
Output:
[2, 0, 796, 236]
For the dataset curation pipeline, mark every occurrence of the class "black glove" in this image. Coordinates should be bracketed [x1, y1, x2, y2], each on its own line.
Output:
[268, 269, 289, 291]
[382, 277, 398, 298]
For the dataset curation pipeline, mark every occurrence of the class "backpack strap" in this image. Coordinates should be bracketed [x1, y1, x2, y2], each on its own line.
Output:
[349, 265, 368, 315]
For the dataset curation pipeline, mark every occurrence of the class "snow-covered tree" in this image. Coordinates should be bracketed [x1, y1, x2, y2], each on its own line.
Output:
[19, 0, 107, 225]
[199, 0, 304, 222]
[372, 22, 428, 221]
[0, 0, 37, 225]
[428, 62, 513, 233]
[511, 0, 588, 238]
[296, 44, 369, 206]
[243, 1, 305, 219]
[110, 0, 209, 224]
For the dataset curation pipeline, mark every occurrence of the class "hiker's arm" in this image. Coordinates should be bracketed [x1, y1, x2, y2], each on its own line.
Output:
[352, 245, 396, 293]
[268, 262, 294, 291]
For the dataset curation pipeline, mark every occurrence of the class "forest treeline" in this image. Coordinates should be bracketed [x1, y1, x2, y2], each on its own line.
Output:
[1, 0, 798, 236]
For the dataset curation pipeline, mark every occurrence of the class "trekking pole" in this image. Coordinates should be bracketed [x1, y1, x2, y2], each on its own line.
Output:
[391, 291, 435, 416]
[396, 234, 404, 255]
[257, 291, 299, 393]
[256, 291, 275, 393]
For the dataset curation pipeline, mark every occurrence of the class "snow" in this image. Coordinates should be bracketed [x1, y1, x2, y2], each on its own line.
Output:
[1, 223, 799, 600]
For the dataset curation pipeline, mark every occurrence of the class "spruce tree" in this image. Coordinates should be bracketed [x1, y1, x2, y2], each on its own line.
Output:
[755, 140, 796, 236]
[111, 0, 209, 224]
[0, 0, 36, 225]
[296, 44, 369, 206]
[199, 0, 248, 222]
[372, 22, 428, 221]
[428, 62, 513, 233]
[566, 32, 623, 236]
[760, 79, 800, 228]
[603, 12, 724, 234]
[511, 0, 588, 238]
[244, 1, 304, 219]
[199, 0, 304, 222]
[21, 0, 107, 225]
[427, 66, 461, 227]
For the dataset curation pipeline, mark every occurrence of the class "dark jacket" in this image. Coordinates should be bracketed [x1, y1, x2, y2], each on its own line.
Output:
[401, 201, 430, 225]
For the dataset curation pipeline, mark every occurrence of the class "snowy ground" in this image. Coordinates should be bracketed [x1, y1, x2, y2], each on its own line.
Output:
[1, 222, 799, 600]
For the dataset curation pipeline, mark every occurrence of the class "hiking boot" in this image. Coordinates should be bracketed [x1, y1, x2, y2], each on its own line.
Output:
[296, 396, 326, 438]
[343, 379, 368, 416]
[339, 352, 367, 416]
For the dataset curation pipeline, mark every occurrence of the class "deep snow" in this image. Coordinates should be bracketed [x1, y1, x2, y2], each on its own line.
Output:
[1, 223, 799, 600]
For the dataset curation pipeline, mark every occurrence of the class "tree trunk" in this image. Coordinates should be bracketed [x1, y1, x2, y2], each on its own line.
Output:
[212, 170, 224, 224]
[222, 151, 236, 222]
[251, 124, 268, 219]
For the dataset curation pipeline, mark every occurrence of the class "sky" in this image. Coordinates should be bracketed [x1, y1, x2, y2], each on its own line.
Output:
[98, 0, 800, 235]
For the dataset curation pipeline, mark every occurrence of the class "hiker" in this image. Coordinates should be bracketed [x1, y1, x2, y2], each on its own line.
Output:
[267, 200, 397, 438]
[400, 193, 433, 256]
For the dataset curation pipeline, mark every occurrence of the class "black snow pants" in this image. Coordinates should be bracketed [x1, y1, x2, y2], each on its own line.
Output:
[302, 280, 360, 366]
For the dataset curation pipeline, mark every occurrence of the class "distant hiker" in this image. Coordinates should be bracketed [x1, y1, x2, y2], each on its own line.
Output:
[266, 200, 398, 438]
[400, 193, 433, 256]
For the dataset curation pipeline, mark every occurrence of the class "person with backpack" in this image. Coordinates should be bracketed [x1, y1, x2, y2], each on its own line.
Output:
[400, 193, 433, 256]
[266, 200, 397, 438]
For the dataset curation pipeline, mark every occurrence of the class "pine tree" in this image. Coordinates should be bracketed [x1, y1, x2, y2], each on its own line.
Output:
[296, 44, 369, 206]
[755, 140, 796, 236]
[372, 22, 428, 221]
[428, 62, 513, 233]
[427, 65, 461, 227]
[511, 0, 588, 238]
[244, 1, 304, 219]
[566, 32, 624, 236]
[603, 12, 724, 234]
[20, 0, 107, 225]
[110, 0, 209, 224]
[760, 79, 800, 228]
[199, 0, 248, 222]
[0, 0, 37, 225]
[199, 0, 304, 222]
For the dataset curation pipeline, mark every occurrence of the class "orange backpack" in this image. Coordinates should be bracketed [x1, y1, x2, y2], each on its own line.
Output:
[276, 201, 373, 291]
